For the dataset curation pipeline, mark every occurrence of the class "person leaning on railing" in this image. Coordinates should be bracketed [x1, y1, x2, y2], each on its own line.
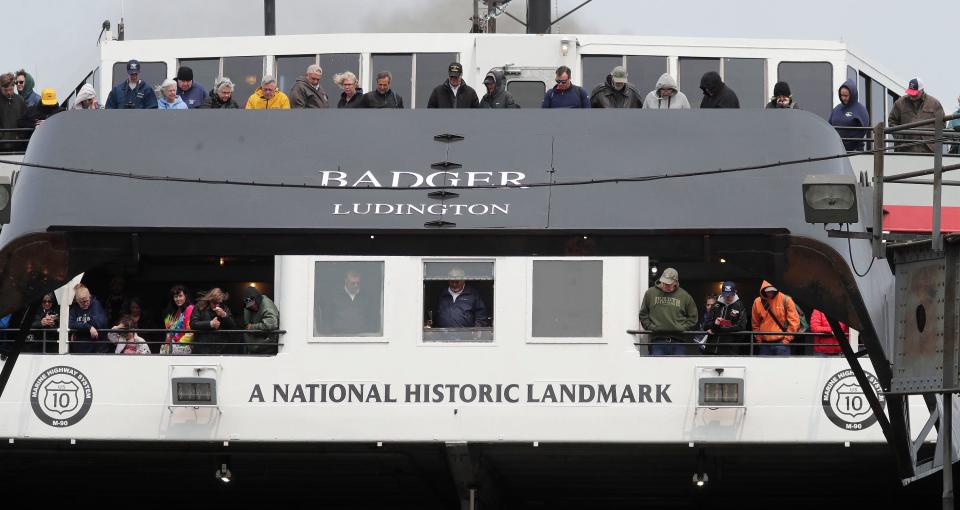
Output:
[69, 283, 110, 354]
[108, 315, 151, 355]
[638, 267, 698, 356]
[242, 287, 280, 355]
[190, 287, 238, 355]
[28, 292, 59, 353]
[751, 281, 799, 356]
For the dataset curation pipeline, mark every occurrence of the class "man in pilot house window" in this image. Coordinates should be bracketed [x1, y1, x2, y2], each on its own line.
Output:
[435, 267, 488, 328]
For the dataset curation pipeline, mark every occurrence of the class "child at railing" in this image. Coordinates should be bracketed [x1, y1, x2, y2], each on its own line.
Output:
[108, 315, 151, 355]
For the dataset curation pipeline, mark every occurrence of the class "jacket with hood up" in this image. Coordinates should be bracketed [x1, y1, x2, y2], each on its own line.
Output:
[244, 87, 291, 110]
[829, 80, 869, 151]
[589, 75, 643, 109]
[427, 80, 480, 109]
[289, 77, 330, 109]
[643, 73, 691, 110]
[699, 71, 740, 109]
[479, 70, 520, 109]
[751, 281, 800, 343]
[16, 72, 40, 108]
[704, 294, 748, 355]
[765, 98, 801, 110]
[809, 309, 847, 355]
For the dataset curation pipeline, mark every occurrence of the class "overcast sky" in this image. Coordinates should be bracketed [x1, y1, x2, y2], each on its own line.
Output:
[5, 0, 959, 108]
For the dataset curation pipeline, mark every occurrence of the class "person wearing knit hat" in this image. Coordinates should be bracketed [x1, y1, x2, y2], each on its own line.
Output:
[766, 81, 800, 109]
[175, 66, 207, 108]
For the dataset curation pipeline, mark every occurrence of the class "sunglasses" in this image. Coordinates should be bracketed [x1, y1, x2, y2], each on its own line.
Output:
[16, 81, 25, 85]
[555, 79, 569, 85]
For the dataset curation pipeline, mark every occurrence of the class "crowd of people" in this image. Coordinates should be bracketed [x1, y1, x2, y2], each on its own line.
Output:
[18, 279, 280, 356]
[2, 59, 957, 154]
[639, 268, 849, 357]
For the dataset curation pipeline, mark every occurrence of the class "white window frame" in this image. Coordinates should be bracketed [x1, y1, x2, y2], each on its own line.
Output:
[307, 255, 391, 344]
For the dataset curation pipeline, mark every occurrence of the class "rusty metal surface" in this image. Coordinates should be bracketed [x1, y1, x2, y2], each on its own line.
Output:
[892, 245, 949, 392]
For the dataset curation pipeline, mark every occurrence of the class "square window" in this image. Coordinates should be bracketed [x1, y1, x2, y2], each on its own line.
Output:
[531, 260, 602, 338]
[423, 261, 494, 342]
[314, 261, 384, 337]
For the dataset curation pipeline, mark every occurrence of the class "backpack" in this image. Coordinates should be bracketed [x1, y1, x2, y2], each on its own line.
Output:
[761, 293, 808, 333]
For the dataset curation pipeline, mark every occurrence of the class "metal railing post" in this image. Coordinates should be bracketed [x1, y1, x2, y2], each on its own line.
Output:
[934, 111, 945, 252]
[873, 123, 886, 259]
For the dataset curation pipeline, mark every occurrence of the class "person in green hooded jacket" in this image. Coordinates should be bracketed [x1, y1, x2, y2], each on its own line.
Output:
[242, 287, 280, 355]
[15, 69, 40, 108]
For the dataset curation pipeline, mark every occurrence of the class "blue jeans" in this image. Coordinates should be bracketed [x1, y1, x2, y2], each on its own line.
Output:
[757, 343, 791, 356]
[650, 337, 688, 356]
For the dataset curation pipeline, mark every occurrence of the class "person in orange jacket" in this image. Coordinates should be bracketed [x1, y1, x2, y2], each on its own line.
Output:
[751, 281, 799, 356]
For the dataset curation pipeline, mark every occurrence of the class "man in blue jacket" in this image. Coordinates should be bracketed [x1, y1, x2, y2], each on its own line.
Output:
[435, 268, 489, 328]
[175, 66, 206, 109]
[105, 59, 158, 109]
[541, 66, 590, 109]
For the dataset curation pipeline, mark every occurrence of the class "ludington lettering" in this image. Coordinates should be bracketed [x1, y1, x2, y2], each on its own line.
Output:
[320, 170, 525, 217]
[249, 383, 672, 405]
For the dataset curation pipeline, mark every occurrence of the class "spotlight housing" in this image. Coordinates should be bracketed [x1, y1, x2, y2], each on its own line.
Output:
[692, 472, 708, 487]
[216, 462, 232, 483]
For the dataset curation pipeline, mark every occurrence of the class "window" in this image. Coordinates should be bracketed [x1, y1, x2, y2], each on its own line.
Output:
[678, 57, 720, 109]
[626, 55, 668, 98]
[581, 55, 622, 91]
[177, 58, 219, 93]
[507, 81, 545, 108]
[847, 66, 858, 85]
[319, 53, 361, 101]
[314, 261, 384, 337]
[275, 55, 316, 96]
[870, 79, 887, 127]
[777, 62, 832, 120]
[111, 61, 167, 92]
[724, 58, 765, 109]
[531, 260, 602, 338]
[372, 54, 412, 108]
[581, 55, 668, 97]
[422, 261, 493, 342]
[222, 56, 264, 108]
[415, 52, 458, 108]
[858, 72, 870, 113]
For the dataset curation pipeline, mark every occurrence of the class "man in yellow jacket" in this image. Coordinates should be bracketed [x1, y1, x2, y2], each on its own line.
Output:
[245, 75, 291, 110]
[751, 281, 799, 356]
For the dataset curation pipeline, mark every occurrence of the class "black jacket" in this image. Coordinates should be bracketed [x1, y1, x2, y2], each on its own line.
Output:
[427, 80, 480, 109]
[589, 75, 643, 108]
[338, 88, 364, 108]
[699, 72, 740, 109]
[704, 297, 748, 355]
[199, 89, 240, 109]
[0, 93, 26, 150]
[479, 70, 520, 109]
[190, 304, 238, 355]
[355, 89, 404, 109]
[19, 104, 64, 138]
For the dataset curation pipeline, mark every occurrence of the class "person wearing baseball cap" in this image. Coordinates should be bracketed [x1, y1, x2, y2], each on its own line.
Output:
[19, 87, 64, 133]
[589, 65, 642, 108]
[703, 281, 748, 355]
[639, 267, 698, 356]
[105, 58, 158, 109]
[888, 77, 944, 153]
[426, 62, 479, 109]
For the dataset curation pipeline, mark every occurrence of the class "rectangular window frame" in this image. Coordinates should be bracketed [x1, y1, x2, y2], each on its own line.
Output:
[525, 257, 607, 345]
[308, 255, 389, 344]
[420, 257, 496, 345]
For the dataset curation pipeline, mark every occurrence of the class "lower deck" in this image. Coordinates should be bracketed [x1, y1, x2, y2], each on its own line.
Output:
[0, 440, 944, 508]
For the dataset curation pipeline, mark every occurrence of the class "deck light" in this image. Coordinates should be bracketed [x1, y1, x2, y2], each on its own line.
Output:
[560, 38, 572, 56]
[216, 462, 232, 483]
[802, 175, 858, 224]
[692, 472, 708, 487]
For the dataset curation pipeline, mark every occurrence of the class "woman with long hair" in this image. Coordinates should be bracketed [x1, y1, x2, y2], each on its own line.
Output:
[161, 285, 194, 355]
[190, 287, 237, 355]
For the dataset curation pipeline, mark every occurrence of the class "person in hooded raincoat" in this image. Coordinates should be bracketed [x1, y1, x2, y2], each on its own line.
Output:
[828, 79, 869, 152]
[699, 71, 740, 109]
[643, 73, 691, 110]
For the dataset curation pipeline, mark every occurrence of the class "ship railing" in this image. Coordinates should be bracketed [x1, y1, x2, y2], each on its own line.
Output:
[625, 329, 853, 356]
[0, 128, 34, 156]
[0, 328, 286, 355]
[837, 124, 960, 154]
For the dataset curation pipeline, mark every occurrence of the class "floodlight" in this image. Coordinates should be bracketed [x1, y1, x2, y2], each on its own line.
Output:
[802, 174, 858, 224]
